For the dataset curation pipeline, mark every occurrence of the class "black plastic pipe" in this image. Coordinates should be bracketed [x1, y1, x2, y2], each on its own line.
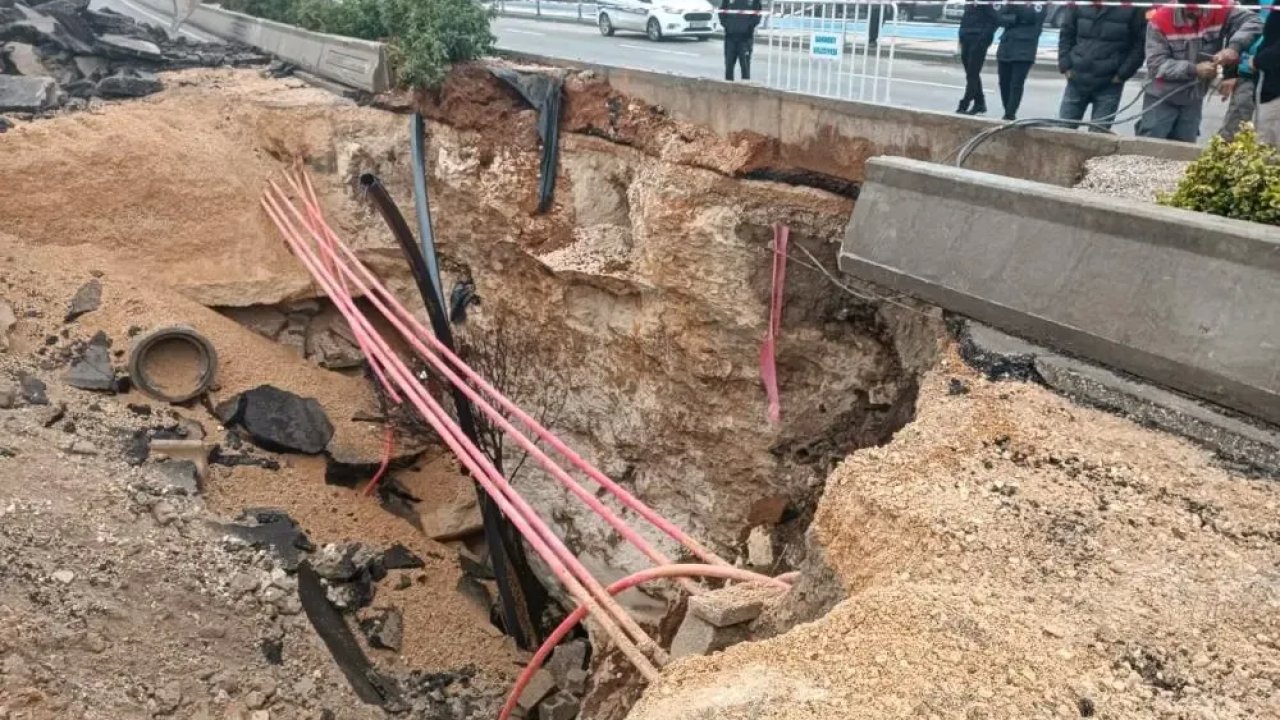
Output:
[359, 173, 545, 650]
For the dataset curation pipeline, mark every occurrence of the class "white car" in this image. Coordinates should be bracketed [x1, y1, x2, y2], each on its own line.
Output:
[597, 0, 719, 41]
[942, 0, 965, 23]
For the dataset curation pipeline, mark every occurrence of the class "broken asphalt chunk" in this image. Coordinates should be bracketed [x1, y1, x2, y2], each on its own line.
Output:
[224, 385, 333, 455]
[297, 562, 405, 708]
[382, 544, 424, 570]
[0, 75, 57, 113]
[65, 279, 101, 322]
[359, 607, 403, 651]
[222, 508, 313, 572]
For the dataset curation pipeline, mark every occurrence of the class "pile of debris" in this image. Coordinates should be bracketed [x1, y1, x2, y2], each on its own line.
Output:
[0, 0, 265, 116]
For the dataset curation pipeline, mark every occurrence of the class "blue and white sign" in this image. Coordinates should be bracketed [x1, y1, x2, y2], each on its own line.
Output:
[810, 32, 841, 60]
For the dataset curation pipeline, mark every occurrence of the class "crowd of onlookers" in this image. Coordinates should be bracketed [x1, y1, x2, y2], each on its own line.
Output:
[956, 0, 1280, 143]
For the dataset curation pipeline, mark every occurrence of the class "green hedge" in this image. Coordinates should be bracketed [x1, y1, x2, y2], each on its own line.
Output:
[1159, 125, 1280, 226]
[218, 0, 495, 88]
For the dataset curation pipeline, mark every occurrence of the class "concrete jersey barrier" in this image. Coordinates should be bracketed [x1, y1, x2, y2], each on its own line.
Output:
[840, 156, 1280, 426]
[134, 0, 392, 92]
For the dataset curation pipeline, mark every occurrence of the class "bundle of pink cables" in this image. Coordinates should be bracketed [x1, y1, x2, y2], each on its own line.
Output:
[261, 170, 791, 718]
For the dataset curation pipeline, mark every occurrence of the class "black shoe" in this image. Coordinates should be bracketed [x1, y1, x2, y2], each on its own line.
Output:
[1002, 113, 1016, 121]
[956, 99, 972, 114]
[969, 103, 987, 115]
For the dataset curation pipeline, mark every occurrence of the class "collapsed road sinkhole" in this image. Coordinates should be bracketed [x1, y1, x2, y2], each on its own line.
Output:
[1, 55, 1279, 720]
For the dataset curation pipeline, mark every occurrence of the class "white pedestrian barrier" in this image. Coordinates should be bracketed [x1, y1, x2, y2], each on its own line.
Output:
[761, 0, 898, 104]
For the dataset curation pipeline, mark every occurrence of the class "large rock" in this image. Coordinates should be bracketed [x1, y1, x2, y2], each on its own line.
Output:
[0, 14, 93, 54]
[96, 70, 161, 99]
[2, 41, 45, 76]
[95, 33, 162, 61]
[221, 385, 335, 455]
[0, 75, 57, 112]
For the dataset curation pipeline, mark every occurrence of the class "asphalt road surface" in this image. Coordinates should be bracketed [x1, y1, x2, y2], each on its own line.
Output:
[495, 15, 1230, 140]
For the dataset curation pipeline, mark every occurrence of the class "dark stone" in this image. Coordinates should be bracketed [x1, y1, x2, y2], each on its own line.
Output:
[225, 385, 333, 455]
[222, 508, 314, 572]
[29, 0, 94, 45]
[64, 333, 116, 391]
[0, 15, 93, 54]
[297, 562, 405, 708]
[156, 459, 199, 496]
[260, 638, 283, 665]
[948, 377, 971, 396]
[18, 373, 48, 405]
[0, 75, 58, 113]
[96, 70, 161, 99]
[127, 403, 151, 416]
[1077, 697, 1096, 717]
[65, 279, 101, 322]
[213, 394, 244, 425]
[382, 544, 424, 570]
[456, 547, 493, 580]
[123, 428, 149, 465]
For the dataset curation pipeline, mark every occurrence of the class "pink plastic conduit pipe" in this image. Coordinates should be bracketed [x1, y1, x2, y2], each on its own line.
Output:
[263, 189, 663, 677]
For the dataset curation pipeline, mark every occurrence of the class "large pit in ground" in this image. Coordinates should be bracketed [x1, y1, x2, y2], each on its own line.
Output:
[0, 64, 944, 715]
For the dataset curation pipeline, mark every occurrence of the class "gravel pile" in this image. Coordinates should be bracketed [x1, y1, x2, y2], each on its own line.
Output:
[1074, 154, 1191, 203]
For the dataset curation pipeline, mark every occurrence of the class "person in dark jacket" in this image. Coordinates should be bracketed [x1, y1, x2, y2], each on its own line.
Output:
[957, 0, 999, 114]
[996, 1, 1048, 120]
[720, 0, 763, 81]
[1057, 4, 1147, 130]
[1249, 3, 1280, 142]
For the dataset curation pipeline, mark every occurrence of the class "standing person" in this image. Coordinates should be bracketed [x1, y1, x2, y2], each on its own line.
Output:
[868, 2, 890, 48]
[1139, 0, 1262, 142]
[720, 0, 763, 82]
[957, 0, 1000, 114]
[1057, 2, 1148, 130]
[1249, 0, 1280, 142]
[996, 0, 1048, 121]
[1219, 0, 1273, 139]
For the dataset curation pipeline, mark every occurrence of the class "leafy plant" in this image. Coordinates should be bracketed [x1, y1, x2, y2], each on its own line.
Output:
[215, 0, 494, 88]
[1159, 124, 1280, 226]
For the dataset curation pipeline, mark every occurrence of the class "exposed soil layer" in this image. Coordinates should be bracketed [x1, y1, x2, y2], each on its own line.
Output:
[628, 351, 1280, 720]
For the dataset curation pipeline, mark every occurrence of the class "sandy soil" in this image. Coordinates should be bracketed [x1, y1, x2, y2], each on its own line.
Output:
[630, 350, 1280, 720]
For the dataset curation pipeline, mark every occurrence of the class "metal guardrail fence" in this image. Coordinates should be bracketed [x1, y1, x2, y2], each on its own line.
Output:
[762, 0, 897, 104]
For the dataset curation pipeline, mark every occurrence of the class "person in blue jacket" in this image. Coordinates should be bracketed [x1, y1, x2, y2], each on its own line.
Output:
[996, 0, 1049, 120]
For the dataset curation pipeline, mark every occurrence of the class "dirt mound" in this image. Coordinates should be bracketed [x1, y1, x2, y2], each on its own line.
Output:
[628, 351, 1280, 719]
[0, 68, 404, 307]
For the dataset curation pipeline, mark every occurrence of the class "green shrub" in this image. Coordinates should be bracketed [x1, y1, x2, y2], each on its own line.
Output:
[1158, 124, 1280, 226]
[215, 0, 494, 88]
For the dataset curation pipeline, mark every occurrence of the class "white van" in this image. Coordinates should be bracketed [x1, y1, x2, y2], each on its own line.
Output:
[597, 0, 720, 41]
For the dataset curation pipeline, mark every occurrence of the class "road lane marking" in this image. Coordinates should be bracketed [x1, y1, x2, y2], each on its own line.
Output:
[618, 42, 699, 56]
[505, 28, 547, 35]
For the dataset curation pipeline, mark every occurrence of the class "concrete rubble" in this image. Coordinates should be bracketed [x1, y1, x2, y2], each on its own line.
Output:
[0, 0, 264, 116]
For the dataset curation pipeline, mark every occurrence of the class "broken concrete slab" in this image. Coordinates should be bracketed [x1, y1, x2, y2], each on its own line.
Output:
[220, 305, 288, 339]
[224, 385, 334, 455]
[360, 607, 403, 651]
[1035, 355, 1280, 475]
[65, 279, 101, 322]
[0, 74, 57, 112]
[540, 692, 581, 720]
[3, 41, 45, 76]
[669, 612, 751, 660]
[562, 666, 588, 694]
[546, 638, 588, 687]
[64, 334, 115, 391]
[746, 525, 774, 568]
[153, 459, 200, 496]
[421, 491, 482, 541]
[71, 53, 106, 80]
[96, 69, 160, 98]
[688, 583, 787, 628]
[94, 33, 161, 61]
[18, 373, 47, 405]
[516, 669, 556, 713]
